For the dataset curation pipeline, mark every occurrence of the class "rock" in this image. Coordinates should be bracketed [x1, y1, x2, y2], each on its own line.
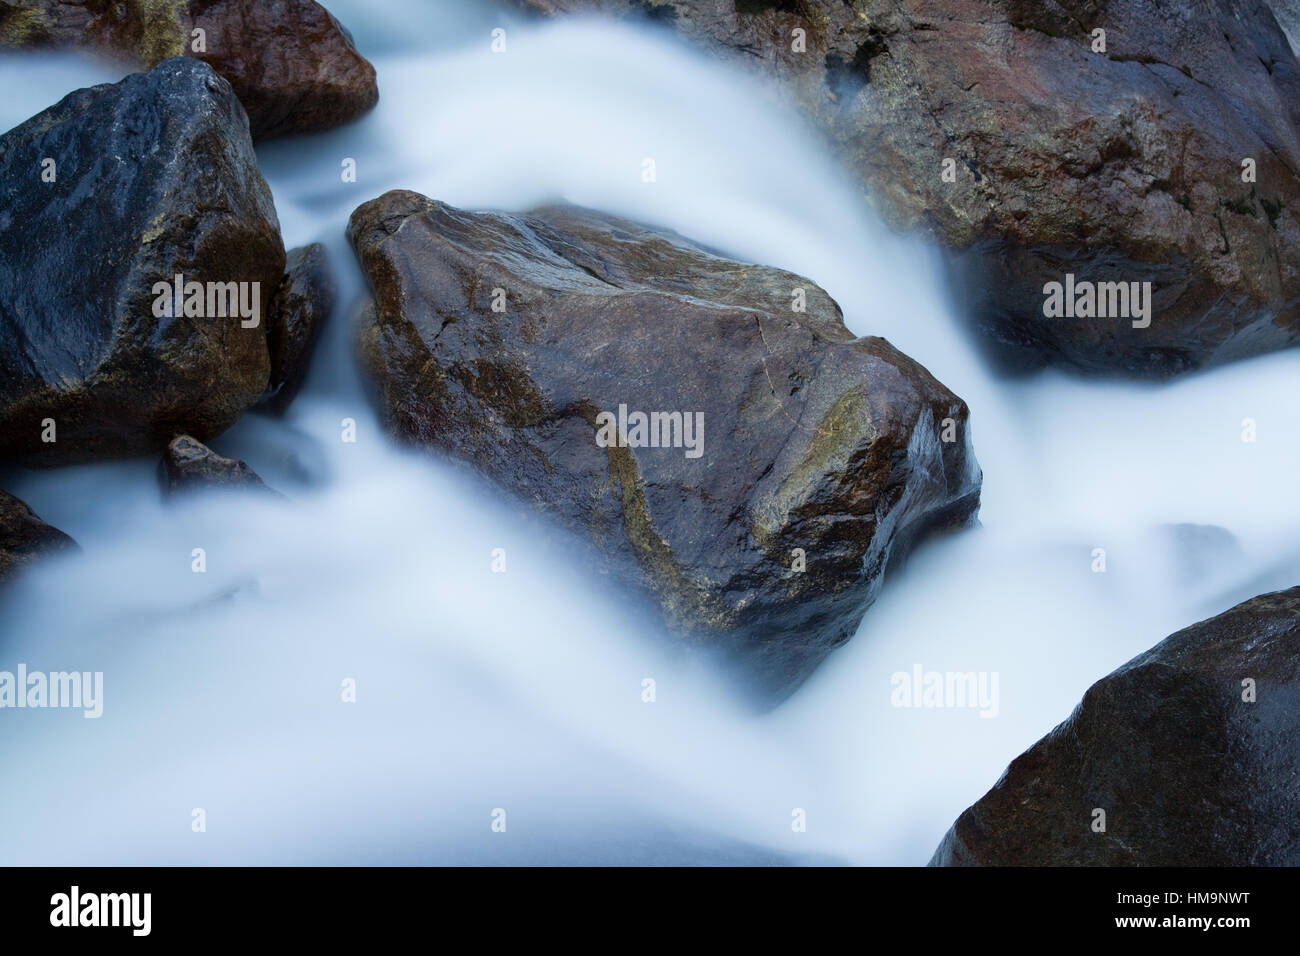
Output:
[930, 586, 1300, 866]
[0, 57, 284, 466]
[0, 489, 77, 582]
[259, 243, 334, 415]
[348, 190, 982, 701]
[516, 0, 1300, 380]
[158, 434, 281, 497]
[0, 0, 378, 139]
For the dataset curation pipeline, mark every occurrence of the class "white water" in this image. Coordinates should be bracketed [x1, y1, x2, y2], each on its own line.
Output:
[2, 1, 1298, 865]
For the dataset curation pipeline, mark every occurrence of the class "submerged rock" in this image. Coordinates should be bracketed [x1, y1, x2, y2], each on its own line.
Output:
[0, 0, 378, 139]
[1157, 522, 1244, 589]
[159, 435, 281, 498]
[0, 489, 77, 582]
[930, 586, 1300, 866]
[518, 0, 1300, 379]
[348, 190, 981, 701]
[0, 58, 284, 466]
[260, 244, 334, 416]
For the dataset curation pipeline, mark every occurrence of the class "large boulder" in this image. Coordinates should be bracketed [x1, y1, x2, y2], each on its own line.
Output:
[0, 57, 284, 466]
[0, 0, 378, 139]
[348, 190, 982, 700]
[931, 586, 1300, 866]
[517, 0, 1300, 379]
[0, 489, 77, 582]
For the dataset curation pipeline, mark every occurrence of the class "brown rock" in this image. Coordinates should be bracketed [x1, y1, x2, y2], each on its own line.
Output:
[158, 434, 281, 497]
[348, 189, 982, 701]
[0, 0, 378, 139]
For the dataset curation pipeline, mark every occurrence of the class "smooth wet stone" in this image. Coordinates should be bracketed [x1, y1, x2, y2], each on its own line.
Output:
[348, 189, 982, 702]
[158, 434, 282, 498]
[0, 58, 284, 466]
[931, 586, 1300, 866]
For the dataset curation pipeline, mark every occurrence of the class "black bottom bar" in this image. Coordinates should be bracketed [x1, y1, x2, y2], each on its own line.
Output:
[0, 866, 1280, 941]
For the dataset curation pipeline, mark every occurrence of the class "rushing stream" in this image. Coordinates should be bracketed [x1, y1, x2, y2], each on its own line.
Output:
[2, 0, 1298, 865]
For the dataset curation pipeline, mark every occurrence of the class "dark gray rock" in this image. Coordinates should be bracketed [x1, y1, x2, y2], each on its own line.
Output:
[259, 243, 333, 415]
[0, 489, 77, 582]
[931, 586, 1300, 866]
[348, 190, 982, 702]
[0, 57, 284, 466]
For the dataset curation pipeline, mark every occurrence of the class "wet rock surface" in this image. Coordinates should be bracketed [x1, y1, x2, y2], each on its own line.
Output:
[0, 0, 379, 139]
[348, 189, 982, 701]
[0, 489, 77, 582]
[517, 0, 1300, 379]
[930, 586, 1300, 865]
[0, 57, 284, 466]
[260, 243, 333, 415]
[159, 434, 281, 497]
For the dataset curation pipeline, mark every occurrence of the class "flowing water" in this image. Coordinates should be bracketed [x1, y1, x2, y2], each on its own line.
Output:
[2, 0, 1298, 865]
